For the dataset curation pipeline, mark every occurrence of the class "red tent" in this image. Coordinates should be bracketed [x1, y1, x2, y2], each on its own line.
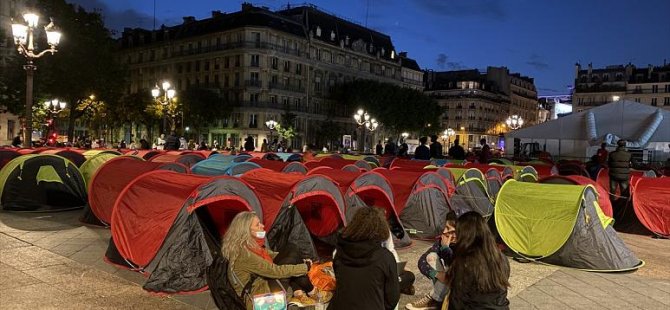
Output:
[307, 167, 361, 194]
[109, 171, 262, 293]
[87, 156, 188, 225]
[539, 175, 613, 218]
[632, 177, 670, 237]
[304, 157, 357, 170]
[248, 157, 288, 172]
[374, 168, 425, 214]
[126, 149, 163, 160]
[389, 158, 431, 171]
[150, 153, 205, 168]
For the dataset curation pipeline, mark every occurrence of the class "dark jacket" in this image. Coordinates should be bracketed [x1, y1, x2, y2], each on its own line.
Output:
[417, 241, 454, 280]
[384, 142, 397, 155]
[376, 143, 383, 155]
[479, 144, 491, 163]
[608, 147, 631, 181]
[430, 142, 443, 159]
[328, 236, 399, 310]
[244, 138, 255, 151]
[165, 134, 179, 150]
[448, 254, 510, 310]
[414, 145, 430, 160]
[448, 145, 466, 160]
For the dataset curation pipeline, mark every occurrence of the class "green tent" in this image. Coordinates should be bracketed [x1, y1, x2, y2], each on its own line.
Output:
[0, 154, 87, 212]
[495, 180, 642, 271]
[518, 166, 539, 182]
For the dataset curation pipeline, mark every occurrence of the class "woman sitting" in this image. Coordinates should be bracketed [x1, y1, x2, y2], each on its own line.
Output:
[446, 211, 510, 309]
[328, 207, 400, 310]
[221, 211, 321, 309]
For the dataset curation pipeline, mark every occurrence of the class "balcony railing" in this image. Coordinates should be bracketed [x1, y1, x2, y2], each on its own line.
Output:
[268, 82, 305, 93]
[244, 80, 262, 88]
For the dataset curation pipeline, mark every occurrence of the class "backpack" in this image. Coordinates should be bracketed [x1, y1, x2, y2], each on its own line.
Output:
[207, 255, 257, 310]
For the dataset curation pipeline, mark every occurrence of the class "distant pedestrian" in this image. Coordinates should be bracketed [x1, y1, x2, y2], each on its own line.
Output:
[448, 139, 466, 160]
[244, 136, 255, 152]
[414, 137, 430, 160]
[479, 138, 491, 163]
[430, 135, 443, 159]
[376, 140, 383, 155]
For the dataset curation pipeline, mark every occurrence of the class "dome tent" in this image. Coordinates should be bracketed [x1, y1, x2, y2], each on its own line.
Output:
[0, 154, 86, 211]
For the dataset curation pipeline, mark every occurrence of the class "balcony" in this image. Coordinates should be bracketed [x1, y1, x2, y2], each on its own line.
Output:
[169, 41, 305, 58]
[244, 80, 262, 88]
[268, 82, 305, 93]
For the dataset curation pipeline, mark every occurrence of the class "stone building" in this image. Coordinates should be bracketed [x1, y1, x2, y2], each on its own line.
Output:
[118, 3, 416, 150]
[573, 62, 670, 112]
[424, 66, 537, 149]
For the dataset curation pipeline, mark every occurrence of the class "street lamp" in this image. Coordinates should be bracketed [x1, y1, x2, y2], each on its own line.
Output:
[444, 128, 455, 149]
[354, 109, 378, 153]
[151, 81, 176, 135]
[12, 12, 62, 147]
[43, 99, 66, 145]
[506, 115, 524, 130]
[265, 119, 277, 147]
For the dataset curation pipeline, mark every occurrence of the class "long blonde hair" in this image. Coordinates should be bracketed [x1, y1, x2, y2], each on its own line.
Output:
[221, 211, 260, 265]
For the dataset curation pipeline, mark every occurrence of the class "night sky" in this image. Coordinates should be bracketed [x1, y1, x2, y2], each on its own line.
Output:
[67, 0, 670, 96]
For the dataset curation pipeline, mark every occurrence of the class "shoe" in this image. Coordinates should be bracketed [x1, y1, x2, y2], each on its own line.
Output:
[315, 290, 333, 304]
[288, 294, 317, 308]
[401, 285, 416, 296]
[405, 294, 439, 310]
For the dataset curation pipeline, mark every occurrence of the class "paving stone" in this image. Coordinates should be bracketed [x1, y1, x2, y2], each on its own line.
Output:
[515, 286, 572, 309]
[508, 296, 535, 309]
[0, 282, 85, 309]
[172, 292, 215, 309]
[0, 233, 31, 250]
[0, 246, 69, 270]
[0, 262, 41, 291]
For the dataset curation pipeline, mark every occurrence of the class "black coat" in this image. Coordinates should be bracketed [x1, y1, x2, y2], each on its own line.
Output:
[430, 142, 443, 159]
[328, 236, 399, 310]
[414, 145, 430, 160]
[448, 145, 466, 160]
[165, 134, 179, 150]
[608, 147, 631, 181]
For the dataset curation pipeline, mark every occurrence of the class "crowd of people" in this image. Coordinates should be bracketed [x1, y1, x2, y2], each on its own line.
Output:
[216, 208, 511, 310]
[375, 135, 493, 163]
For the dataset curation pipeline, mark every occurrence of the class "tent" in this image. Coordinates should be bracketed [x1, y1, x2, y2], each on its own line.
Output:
[150, 153, 205, 168]
[519, 166, 539, 182]
[485, 168, 504, 199]
[283, 162, 308, 174]
[389, 158, 431, 171]
[277, 153, 302, 162]
[631, 177, 670, 237]
[248, 158, 288, 172]
[506, 100, 670, 161]
[495, 180, 642, 271]
[0, 154, 86, 211]
[223, 161, 261, 176]
[125, 149, 163, 160]
[82, 149, 121, 159]
[87, 156, 188, 225]
[0, 149, 21, 169]
[190, 155, 237, 176]
[400, 171, 452, 239]
[342, 164, 362, 173]
[305, 158, 356, 171]
[363, 156, 380, 167]
[39, 149, 86, 167]
[109, 171, 262, 293]
[450, 174, 494, 218]
[79, 152, 118, 189]
[435, 167, 456, 188]
[353, 160, 372, 171]
[538, 175, 613, 218]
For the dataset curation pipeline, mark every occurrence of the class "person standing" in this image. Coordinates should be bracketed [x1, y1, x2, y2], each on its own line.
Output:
[260, 139, 269, 152]
[429, 135, 443, 159]
[414, 137, 430, 160]
[448, 139, 466, 160]
[608, 140, 632, 199]
[478, 139, 491, 164]
[165, 131, 179, 151]
[328, 208, 399, 310]
[244, 136, 255, 152]
[385, 139, 397, 156]
[376, 140, 384, 155]
[596, 142, 609, 166]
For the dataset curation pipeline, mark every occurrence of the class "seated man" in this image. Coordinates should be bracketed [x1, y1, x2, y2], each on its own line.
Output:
[406, 212, 457, 310]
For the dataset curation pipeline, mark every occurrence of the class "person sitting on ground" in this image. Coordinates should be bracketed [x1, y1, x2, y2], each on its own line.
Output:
[221, 212, 320, 309]
[448, 139, 465, 160]
[329, 207, 400, 310]
[406, 212, 457, 310]
[447, 211, 510, 309]
[414, 137, 431, 160]
[429, 135, 443, 159]
[380, 217, 416, 297]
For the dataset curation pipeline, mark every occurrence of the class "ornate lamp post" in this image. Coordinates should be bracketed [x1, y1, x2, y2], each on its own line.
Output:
[12, 12, 62, 147]
[354, 109, 379, 153]
[445, 128, 455, 148]
[43, 99, 66, 145]
[506, 115, 524, 130]
[151, 81, 176, 135]
[265, 119, 277, 147]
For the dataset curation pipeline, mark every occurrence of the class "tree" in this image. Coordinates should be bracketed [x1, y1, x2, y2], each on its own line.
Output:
[179, 87, 234, 137]
[316, 120, 344, 149]
[0, 0, 126, 142]
[330, 80, 443, 136]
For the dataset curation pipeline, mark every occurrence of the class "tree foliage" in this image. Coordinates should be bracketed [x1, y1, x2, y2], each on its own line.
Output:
[179, 87, 234, 134]
[0, 0, 126, 141]
[329, 80, 443, 135]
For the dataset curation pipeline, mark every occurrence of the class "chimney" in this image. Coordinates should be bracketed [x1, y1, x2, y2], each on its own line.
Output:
[575, 62, 581, 78]
[211, 10, 223, 18]
[587, 63, 592, 75]
[399, 51, 408, 58]
[183, 16, 196, 24]
[242, 2, 253, 11]
[648, 64, 653, 78]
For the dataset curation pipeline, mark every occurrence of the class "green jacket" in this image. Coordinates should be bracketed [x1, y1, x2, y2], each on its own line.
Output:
[230, 248, 308, 310]
[608, 147, 631, 181]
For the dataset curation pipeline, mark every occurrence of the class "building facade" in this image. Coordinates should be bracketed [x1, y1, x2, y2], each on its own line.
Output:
[118, 3, 411, 150]
[398, 52, 423, 90]
[573, 62, 670, 112]
[0, 0, 25, 145]
[424, 67, 538, 149]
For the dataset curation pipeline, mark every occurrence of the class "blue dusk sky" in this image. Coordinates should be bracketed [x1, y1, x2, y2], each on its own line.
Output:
[67, 0, 670, 96]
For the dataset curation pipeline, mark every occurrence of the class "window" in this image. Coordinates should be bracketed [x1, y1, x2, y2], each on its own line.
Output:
[651, 98, 657, 106]
[234, 73, 240, 87]
[186, 62, 192, 73]
[7, 120, 15, 140]
[271, 57, 278, 69]
[204, 76, 209, 86]
[250, 94, 259, 104]
[195, 61, 200, 72]
[634, 85, 642, 93]
[177, 64, 183, 74]
[664, 97, 670, 106]
[270, 95, 278, 104]
[250, 54, 260, 67]
[214, 75, 219, 86]
[296, 64, 302, 75]
[250, 72, 260, 84]
[665, 85, 670, 93]
[284, 60, 291, 72]
[235, 55, 240, 67]
[616, 73, 623, 81]
[204, 61, 210, 71]
[224, 56, 230, 68]
[316, 26, 321, 37]
[635, 98, 640, 103]
[652, 85, 658, 93]
[271, 75, 278, 86]
[252, 32, 261, 48]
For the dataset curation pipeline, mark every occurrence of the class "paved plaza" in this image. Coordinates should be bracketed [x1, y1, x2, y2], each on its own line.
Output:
[1, 210, 668, 309]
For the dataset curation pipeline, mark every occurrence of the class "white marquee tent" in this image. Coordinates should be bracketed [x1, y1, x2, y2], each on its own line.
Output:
[506, 100, 670, 162]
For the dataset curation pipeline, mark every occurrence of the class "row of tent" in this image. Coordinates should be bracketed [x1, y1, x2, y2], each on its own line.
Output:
[0, 151, 665, 295]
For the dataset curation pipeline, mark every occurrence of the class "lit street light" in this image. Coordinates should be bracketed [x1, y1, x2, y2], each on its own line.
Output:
[506, 115, 524, 130]
[265, 119, 277, 148]
[443, 128, 455, 150]
[354, 109, 379, 153]
[12, 12, 62, 147]
[43, 99, 66, 145]
[151, 81, 176, 135]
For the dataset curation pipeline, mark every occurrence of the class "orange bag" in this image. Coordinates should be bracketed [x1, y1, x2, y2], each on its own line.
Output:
[307, 262, 336, 291]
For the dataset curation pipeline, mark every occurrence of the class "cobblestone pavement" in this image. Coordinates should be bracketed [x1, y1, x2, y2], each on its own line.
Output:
[1, 210, 668, 309]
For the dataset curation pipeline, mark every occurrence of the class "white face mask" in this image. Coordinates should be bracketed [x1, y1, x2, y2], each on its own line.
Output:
[254, 231, 266, 239]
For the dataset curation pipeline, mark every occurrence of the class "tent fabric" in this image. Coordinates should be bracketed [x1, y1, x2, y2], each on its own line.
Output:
[495, 181, 641, 271]
[435, 167, 456, 189]
[485, 168, 503, 199]
[305, 158, 357, 171]
[17, 148, 42, 155]
[224, 161, 261, 176]
[150, 153, 205, 168]
[363, 156, 380, 167]
[0, 154, 86, 211]
[445, 167, 468, 182]
[389, 158, 431, 170]
[38, 149, 86, 167]
[80, 153, 118, 189]
[342, 164, 362, 173]
[0, 149, 21, 169]
[519, 166, 539, 182]
[450, 178, 494, 218]
[126, 149, 163, 160]
[249, 158, 288, 172]
[374, 169, 425, 214]
[632, 177, 670, 237]
[307, 168, 360, 194]
[88, 156, 188, 225]
[538, 175, 613, 218]
[401, 172, 452, 239]
[82, 149, 121, 159]
[110, 171, 262, 293]
[191, 155, 237, 176]
[289, 175, 347, 238]
[282, 162, 308, 174]
[353, 160, 372, 171]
